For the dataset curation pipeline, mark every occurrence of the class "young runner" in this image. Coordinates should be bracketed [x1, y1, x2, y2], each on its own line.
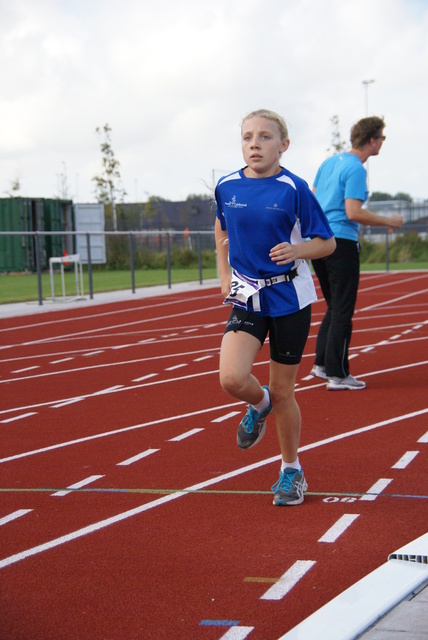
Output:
[215, 109, 336, 506]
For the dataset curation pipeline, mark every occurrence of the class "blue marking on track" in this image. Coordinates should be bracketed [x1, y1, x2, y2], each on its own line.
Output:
[199, 619, 240, 626]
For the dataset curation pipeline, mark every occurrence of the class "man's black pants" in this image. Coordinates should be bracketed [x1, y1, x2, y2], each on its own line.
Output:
[312, 238, 360, 378]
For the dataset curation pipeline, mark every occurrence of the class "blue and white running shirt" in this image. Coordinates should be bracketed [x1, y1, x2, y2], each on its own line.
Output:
[215, 167, 334, 317]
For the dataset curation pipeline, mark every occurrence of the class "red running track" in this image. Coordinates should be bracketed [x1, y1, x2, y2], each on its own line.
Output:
[0, 271, 427, 639]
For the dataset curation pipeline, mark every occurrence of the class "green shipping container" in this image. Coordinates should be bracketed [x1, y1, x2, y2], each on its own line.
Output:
[0, 198, 73, 272]
[0, 198, 33, 271]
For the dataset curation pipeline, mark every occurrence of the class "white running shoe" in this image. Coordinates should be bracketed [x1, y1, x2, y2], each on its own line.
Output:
[327, 374, 366, 390]
[309, 365, 327, 380]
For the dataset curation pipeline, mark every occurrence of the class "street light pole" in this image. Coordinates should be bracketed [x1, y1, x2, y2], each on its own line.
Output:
[362, 79, 375, 194]
[362, 79, 375, 116]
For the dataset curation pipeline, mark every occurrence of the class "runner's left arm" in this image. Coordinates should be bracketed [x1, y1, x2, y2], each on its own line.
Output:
[269, 236, 336, 266]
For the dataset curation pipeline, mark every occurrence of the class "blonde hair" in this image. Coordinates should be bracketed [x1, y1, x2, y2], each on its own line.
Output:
[241, 109, 289, 142]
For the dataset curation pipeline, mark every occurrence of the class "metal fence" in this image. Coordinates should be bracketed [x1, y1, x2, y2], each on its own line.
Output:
[1, 225, 427, 306]
[0, 230, 217, 306]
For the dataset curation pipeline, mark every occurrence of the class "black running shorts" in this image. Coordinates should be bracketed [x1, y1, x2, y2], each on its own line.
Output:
[224, 306, 311, 365]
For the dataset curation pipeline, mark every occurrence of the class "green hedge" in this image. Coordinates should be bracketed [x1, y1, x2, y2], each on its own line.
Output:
[360, 232, 428, 263]
[103, 236, 217, 270]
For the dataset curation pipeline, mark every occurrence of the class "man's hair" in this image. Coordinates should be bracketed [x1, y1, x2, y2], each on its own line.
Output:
[241, 109, 289, 142]
[350, 116, 385, 148]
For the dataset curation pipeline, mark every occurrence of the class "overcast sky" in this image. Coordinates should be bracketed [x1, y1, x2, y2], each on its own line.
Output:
[1, 0, 427, 205]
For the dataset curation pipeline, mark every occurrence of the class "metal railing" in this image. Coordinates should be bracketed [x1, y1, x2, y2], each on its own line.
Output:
[0, 230, 216, 306]
[1, 226, 427, 305]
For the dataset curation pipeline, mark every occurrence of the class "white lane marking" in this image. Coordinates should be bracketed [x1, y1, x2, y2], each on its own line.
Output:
[2, 355, 426, 413]
[0, 402, 426, 569]
[12, 366, 40, 373]
[260, 561, 316, 600]
[50, 358, 74, 364]
[357, 286, 428, 312]
[391, 450, 419, 469]
[194, 355, 213, 361]
[132, 373, 158, 382]
[165, 363, 187, 371]
[51, 398, 84, 408]
[83, 351, 104, 357]
[219, 627, 255, 639]
[0, 412, 37, 423]
[117, 449, 159, 466]
[360, 478, 393, 501]
[318, 514, 360, 543]
[92, 385, 124, 396]
[0, 336, 425, 387]
[417, 431, 428, 443]
[0, 401, 244, 463]
[168, 428, 204, 442]
[0, 294, 220, 337]
[51, 475, 104, 497]
[212, 412, 241, 423]
[0, 509, 33, 526]
[2, 406, 428, 465]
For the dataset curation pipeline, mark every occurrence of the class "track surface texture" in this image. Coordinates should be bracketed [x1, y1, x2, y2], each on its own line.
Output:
[1, 271, 427, 639]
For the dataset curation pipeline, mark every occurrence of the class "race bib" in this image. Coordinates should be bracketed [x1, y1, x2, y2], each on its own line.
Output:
[224, 269, 262, 311]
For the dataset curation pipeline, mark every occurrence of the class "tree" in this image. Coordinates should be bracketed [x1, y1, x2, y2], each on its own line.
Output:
[92, 123, 126, 230]
[141, 196, 167, 229]
[394, 192, 412, 203]
[56, 162, 71, 200]
[186, 193, 212, 201]
[369, 191, 393, 201]
[327, 115, 347, 154]
[5, 176, 21, 197]
[369, 191, 413, 203]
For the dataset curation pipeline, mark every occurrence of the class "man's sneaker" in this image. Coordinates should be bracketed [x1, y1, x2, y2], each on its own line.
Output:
[271, 467, 308, 506]
[237, 385, 272, 450]
[327, 374, 366, 390]
[309, 364, 327, 380]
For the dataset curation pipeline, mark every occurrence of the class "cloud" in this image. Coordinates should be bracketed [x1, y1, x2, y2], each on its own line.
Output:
[1, 0, 427, 203]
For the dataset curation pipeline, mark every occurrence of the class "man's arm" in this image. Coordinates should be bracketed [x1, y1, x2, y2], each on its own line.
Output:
[345, 199, 404, 228]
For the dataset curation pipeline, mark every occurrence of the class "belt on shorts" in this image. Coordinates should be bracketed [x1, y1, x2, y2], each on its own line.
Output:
[224, 267, 299, 312]
[257, 269, 298, 288]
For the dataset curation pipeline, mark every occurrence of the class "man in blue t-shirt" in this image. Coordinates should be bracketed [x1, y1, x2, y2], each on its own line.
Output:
[311, 116, 404, 390]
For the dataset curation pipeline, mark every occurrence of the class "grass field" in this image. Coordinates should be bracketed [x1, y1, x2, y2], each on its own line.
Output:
[0, 267, 219, 304]
[0, 263, 427, 304]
